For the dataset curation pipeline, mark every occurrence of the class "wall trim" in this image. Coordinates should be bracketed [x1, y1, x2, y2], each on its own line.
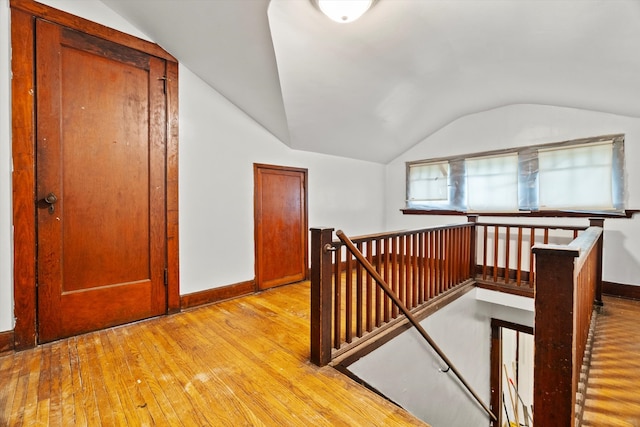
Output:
[603, 281, 640, 301]
[0, 329, 15, 354]
[180, 280, 255, 310]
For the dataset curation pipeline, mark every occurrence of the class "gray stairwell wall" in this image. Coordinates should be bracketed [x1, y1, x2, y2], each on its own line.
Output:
[348, 288, 534, 427]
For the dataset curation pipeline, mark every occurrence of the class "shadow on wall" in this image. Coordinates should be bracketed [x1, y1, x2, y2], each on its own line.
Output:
[604, 230, 640, 285]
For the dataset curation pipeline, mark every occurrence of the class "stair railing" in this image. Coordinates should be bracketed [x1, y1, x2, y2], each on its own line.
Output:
[310, 223, 475, 366]
[335, 229, 497, 423]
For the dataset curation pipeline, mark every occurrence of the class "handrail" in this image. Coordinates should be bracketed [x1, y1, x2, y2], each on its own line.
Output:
[336, 229, 498, 423]
[311, 223, 475, 363]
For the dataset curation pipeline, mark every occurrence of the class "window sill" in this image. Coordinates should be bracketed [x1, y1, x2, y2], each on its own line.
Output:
[401, 208, 640, 219]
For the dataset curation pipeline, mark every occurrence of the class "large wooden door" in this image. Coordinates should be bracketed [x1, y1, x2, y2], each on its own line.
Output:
[35, 19, 168, 342]
[254, 164, 308, 290]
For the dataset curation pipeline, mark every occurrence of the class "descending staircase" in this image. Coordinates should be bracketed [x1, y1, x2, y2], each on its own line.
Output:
[580, 296, 640, 426]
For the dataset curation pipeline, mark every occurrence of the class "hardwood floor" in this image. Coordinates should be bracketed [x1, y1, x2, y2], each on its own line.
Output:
[0, 281, 427, 426]
[581, 296, 640, 426]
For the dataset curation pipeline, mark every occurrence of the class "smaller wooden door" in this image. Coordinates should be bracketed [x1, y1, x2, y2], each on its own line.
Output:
[254, 164, 308, 290]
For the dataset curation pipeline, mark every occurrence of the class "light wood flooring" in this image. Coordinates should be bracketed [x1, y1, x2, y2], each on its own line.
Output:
[0, 281, 427, 426]
[581, 296, 640, 426]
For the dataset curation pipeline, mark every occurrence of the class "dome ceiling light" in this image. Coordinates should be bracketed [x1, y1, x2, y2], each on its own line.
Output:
[314, 0, 375, 23]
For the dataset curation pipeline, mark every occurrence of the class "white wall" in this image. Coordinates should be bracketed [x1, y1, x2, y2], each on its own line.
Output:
[0, 0, 386, 331]
[179, 66, 386, 292]
[0, 0, 12, 332]
[348, 289, 534, 427]
[386, 104, 640, 287]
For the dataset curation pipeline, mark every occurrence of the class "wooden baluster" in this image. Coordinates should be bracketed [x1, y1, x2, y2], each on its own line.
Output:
[438, 229, 444, 295]
[529, 228, 535, 286]
[450, 228, 456, 286]
[454, 227, 465, 283]
[544, 227, 549, 244]
[430, 230, 436, 299]
[504, 226, 510, 284]
[445, 229, 451, 289]
[516, 227, 523, 286]
[404, 234, 411, 308]
[391, 236, 398, 318]
[442, 229, 448, 290]
[383, 237, 391, 323]
[423, 231, 429, 301]
[333, 246, 341, 349]
[398, 235, 405, 308]
[463, 225, 470, 278]
[356, 242, 364, 338]
[345, 247, 353, 344]
[590, 217, 605, 307]
[409, 234, 415, 306]
[375, 238, 383, 327]
[412, 233, 419, 306]
[433, 229, 439, 295]
[468, 217, 478, 279]
[418, 232, 425, 304]
[461, 226, 467, 280]
[493, 225, 499, 283]
[482, 225, 488, 280]
[365, 241, 373, 332]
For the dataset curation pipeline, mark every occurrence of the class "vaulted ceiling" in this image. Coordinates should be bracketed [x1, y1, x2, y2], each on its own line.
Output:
[100, 0, 640, 163]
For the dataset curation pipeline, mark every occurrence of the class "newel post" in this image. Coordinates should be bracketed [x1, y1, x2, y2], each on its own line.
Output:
[532, 244, 580, 427]
[310, 227, 334, 366]
[589, 218, 605, 308]
[467, 215, 479, 278]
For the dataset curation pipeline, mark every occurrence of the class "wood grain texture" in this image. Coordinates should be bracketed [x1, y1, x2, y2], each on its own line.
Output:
[0, 330, 14, 355]
[165, 60, 180, 314]
[10, 0, 176, 61]
[35, 19, 167, 342]
[0, 282, 428, 426]
[603, 281, 640, 301]
[11, 7, 37, 350]
[533, 246, 579, 426]
[180, 280, 255, 309]
[581, 296, 640, 425]
[254, 164, 308, 290]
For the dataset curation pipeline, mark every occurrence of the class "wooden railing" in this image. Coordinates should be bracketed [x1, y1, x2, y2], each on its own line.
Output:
[310, 223, 475, 366]
[532, 220, 604, 426]
[310, 217, 605, 426]
[471, 215, 588, 290]
[335, 230, 496, 423]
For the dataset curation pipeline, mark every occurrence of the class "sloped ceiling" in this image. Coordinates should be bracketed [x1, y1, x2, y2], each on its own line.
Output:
[101, 0, 640, 163]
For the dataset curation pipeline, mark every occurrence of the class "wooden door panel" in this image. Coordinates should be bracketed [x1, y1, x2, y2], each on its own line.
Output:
[60, 45, 150, 291]
[36, 20, 167, 342]
[255, 165, 308, 290]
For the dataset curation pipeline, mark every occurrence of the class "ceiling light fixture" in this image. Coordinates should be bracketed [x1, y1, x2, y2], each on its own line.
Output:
[314, 0, 374, 24]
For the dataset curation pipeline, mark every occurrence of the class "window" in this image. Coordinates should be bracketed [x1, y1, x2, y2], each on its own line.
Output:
[538, 142, 615, 210]
[405, 135, 625, 214]
[466, 154, 519, 212]
[407, 161, 448, 203]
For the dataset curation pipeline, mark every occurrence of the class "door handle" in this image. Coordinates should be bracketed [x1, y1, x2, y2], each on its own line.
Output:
[43, 192, 58, 213]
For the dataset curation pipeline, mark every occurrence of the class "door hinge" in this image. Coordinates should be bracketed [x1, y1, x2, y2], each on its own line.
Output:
[164, 268, 168, 287]
[158, 76, 167, 94]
